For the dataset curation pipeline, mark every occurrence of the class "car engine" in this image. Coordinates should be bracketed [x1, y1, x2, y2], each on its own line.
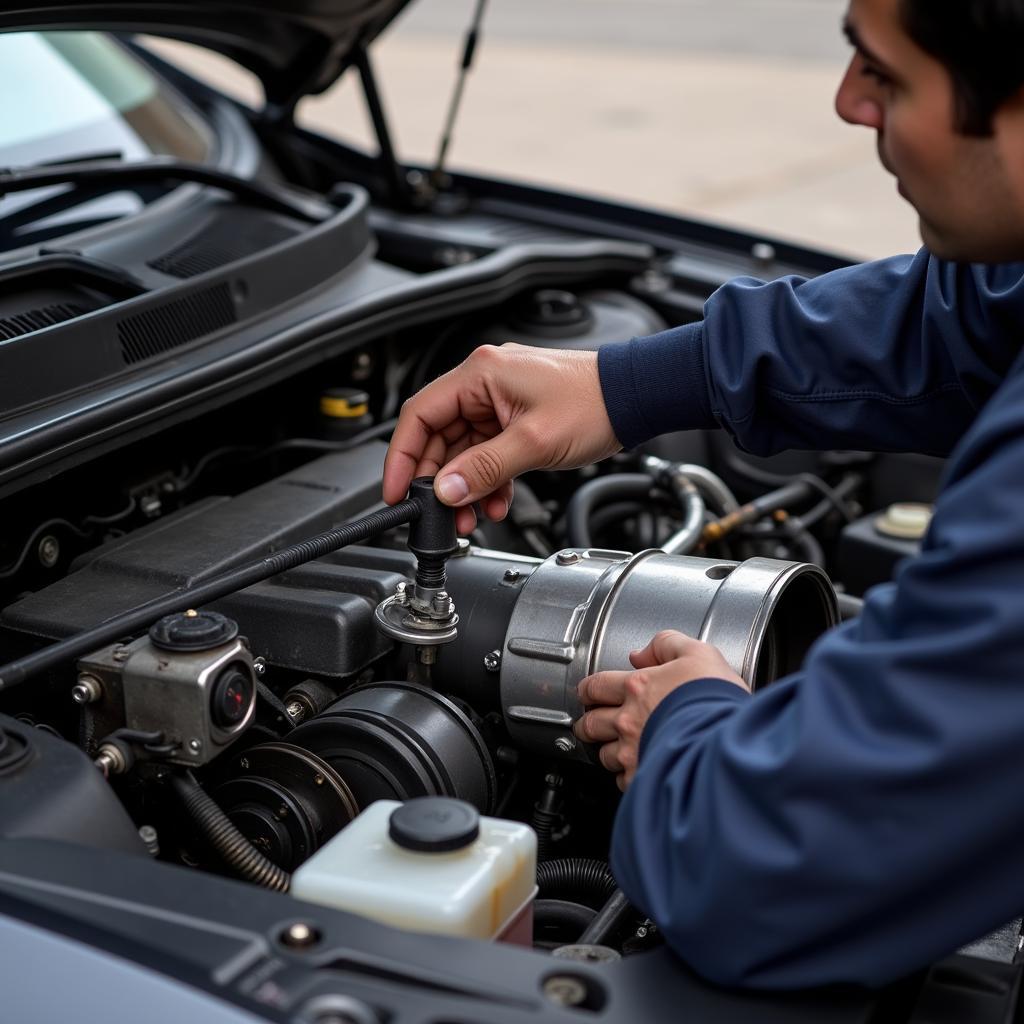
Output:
[0, 279, 939, 956]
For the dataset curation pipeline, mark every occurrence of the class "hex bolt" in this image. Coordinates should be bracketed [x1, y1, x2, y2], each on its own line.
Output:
[37, 535, 60, 568]
[138, 825, 160, 857]
[71, 674, 103, 705]
[542, 975, 588, 1008]
[188, 738, 202, 755]
[555, 736, 577, 754]
[394, 581, 409, 606]
[503, 568, 521, 582]
[94, 743, 127, 778]
[280, 921, 321, 950]
[252, 657, 267, 677]
[286, 701, 306, 722]
[483, 649, 502, 673]
[556, 551, 581, 566]
[112, 646, 130, 663]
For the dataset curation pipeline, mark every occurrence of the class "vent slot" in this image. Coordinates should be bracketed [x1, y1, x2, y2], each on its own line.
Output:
[118, 284, 236, 365]
[0, 302, 88, 341]
[149, 217, 297, 279]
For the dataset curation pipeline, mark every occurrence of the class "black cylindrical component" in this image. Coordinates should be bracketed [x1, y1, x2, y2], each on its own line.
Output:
[429, 550, 536, 705]
[149, 610, 239, 652]
[566, 474, 655, 550]
[213, 742, 358, 871]
[533, 899, 597, 942]
[578, 889, 635, 946]
[408, 477, 458, 590]
[170, 771, 291, 892]
[536, 859, 618, 910]
[289, 682, 496, 812]
[319, 387, 373, 441]
[283, 678, 341, 722]
[532, 773, 564, 862]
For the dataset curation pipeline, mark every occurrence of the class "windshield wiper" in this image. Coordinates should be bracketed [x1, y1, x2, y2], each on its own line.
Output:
[0, 157, 335, 223]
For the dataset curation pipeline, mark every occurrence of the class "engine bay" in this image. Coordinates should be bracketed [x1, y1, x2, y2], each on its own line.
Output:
[0, 274, 941, 960]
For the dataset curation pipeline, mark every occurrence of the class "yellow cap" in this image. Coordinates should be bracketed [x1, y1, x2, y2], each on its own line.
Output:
[320, 394, 369, 419]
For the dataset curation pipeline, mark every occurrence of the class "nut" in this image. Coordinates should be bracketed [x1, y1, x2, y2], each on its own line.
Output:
[280, 921, 321, 950]
[542, 975, 588, 1008]
[503, 568, 521, 582]
[37, 535, 60, 568]
[71, 674, 103, 705]
[94, 743, 127, 777]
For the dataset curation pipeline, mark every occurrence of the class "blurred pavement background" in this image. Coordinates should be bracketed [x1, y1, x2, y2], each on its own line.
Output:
[152, 0, 922, 261]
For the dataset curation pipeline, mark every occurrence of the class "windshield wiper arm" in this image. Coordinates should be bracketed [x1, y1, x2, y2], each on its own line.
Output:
[0, 157, 334, 223]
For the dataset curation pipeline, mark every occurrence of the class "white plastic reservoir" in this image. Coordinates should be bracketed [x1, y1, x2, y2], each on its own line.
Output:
[290, 797, 537, 944]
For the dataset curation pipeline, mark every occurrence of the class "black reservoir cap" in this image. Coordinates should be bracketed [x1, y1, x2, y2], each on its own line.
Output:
[149, 610, 239, 652]
[389, 797, 480, 853]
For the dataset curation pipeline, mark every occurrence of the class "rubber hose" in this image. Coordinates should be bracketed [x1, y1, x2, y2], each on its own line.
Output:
[578, 889, 634, 946]
[838, 592, 865, 620]
[566, 475, 654, 549]
[170, 771, 290, 892]
[537, 859, 617, 909]
[533, 899, 598, 938]
[661, 474, 706, 555]
[531, 804, 558, 862]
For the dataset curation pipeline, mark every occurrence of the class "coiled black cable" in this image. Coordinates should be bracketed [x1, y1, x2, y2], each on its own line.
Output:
[537, 858, 617, 909]
[170, 771, 290, 892]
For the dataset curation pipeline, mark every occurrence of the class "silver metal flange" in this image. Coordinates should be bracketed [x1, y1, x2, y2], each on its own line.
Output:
[374, 581, 459, 646]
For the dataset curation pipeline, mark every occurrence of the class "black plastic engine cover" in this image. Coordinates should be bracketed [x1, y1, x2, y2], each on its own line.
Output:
[0, 714, 144, 854]
[1, 444, 404, 678]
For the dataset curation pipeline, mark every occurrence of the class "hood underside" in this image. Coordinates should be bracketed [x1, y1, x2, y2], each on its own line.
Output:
[0, 0, 413, 106]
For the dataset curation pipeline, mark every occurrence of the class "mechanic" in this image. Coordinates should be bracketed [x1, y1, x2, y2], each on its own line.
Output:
[383, 0, 1024, 990]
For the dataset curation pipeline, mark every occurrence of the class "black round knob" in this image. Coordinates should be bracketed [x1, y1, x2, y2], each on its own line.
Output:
[210, 664, 254, 729]
[149, 610, 238, 652]
[388, 797, 480, 853]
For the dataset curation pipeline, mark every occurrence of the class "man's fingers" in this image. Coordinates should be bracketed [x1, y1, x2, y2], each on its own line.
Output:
[578, 670, 630, 707]
[455, 505, 478, 536]
[574, 707, 621, 744]
[598, 740, 626, 775]
[435, 422, 547, 508]
[628, 630, 693, 668]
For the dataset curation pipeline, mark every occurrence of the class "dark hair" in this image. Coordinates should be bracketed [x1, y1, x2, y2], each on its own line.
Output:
[901, 0, 1024, 136]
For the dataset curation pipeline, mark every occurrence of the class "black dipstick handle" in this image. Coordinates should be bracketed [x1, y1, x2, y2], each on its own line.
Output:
[408, 477, 458, 590]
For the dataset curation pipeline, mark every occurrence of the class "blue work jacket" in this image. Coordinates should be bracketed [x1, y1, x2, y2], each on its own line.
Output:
[597, 249, 1024, 988]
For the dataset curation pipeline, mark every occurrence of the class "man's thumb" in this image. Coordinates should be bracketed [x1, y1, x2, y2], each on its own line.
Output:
[435, 429, 539, 506]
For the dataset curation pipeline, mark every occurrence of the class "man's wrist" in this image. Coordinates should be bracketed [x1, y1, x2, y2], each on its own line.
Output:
[639, 677, 751, 758]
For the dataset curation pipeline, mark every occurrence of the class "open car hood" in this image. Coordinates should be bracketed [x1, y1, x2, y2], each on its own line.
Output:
[0, 0, 413, 107]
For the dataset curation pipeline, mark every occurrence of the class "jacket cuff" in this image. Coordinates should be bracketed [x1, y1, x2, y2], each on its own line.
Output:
[639, 678, 751, 758]
[597, 323, 716, 449]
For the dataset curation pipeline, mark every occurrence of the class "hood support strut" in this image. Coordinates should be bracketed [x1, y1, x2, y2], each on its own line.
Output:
[352, 44, 419, 210]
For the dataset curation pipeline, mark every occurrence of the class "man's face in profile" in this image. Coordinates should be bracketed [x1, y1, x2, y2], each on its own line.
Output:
[836, 0, 1024, 263]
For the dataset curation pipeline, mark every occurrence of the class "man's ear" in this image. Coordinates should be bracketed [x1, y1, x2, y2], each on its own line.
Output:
[993, 84, 1024, 192]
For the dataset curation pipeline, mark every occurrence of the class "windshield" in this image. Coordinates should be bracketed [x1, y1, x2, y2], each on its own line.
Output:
[0, 31, 213, 246]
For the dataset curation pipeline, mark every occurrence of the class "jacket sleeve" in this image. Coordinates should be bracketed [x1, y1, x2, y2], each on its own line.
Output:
[598, 249, 1024, 456]
[609, 358, 1024, 988]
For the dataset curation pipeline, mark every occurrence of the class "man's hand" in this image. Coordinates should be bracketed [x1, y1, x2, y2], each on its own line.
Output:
[574, 630, 749, 791]
[382, 344, 621, 534]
